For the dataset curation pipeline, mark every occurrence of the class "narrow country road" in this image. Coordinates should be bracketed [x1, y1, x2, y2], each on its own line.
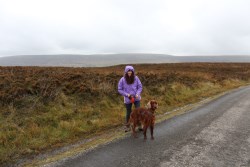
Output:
[53, 86, 250, 167]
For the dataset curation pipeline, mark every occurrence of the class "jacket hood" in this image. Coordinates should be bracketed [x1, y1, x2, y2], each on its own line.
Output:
[124, 65, 135, 73]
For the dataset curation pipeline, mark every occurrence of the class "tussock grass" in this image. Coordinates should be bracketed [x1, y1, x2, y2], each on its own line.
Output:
[0, 63, 250, 165]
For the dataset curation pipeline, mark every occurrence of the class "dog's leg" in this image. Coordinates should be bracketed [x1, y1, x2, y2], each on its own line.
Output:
[150, 125, 154, 140]
[132, 120, 138, 138]
[143, 124, 148, 140]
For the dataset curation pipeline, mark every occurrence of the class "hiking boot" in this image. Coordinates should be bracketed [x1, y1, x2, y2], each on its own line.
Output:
[138, 127, 143, 131]
[124, 126, 130, 132]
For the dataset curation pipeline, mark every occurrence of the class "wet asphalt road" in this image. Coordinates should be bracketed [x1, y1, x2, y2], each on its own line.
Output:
[56, 86, 250, 167]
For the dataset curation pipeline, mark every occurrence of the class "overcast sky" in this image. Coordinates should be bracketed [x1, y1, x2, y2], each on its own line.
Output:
[1, 0, 250, 57]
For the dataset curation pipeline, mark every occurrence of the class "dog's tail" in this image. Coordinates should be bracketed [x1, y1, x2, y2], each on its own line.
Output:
[124, 116, 131, 128]
[128, 116, 132, 126]
[127, 115, 136, 128]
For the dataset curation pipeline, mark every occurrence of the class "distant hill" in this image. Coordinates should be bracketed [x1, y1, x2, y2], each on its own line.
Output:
[0, 54, 250, 67]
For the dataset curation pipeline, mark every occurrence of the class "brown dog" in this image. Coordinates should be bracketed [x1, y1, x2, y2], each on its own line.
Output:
[129, 100, 158, 140]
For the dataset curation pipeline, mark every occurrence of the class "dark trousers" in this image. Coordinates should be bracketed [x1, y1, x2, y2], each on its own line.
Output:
[125, 101, 140, 123]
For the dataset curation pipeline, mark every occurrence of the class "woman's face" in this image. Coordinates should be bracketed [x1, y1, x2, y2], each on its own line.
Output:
[127, 71, 132, 77]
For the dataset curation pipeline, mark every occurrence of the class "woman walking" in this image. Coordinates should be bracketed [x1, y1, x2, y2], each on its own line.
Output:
[118, 65, 143, 132]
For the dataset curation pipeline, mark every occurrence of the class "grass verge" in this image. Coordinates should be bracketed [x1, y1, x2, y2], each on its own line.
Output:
[15, 81, 250, 166]
[22, 83, 250, 167]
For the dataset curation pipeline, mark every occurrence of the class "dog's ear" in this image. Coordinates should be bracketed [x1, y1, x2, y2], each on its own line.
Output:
[147, 101, 152, 109]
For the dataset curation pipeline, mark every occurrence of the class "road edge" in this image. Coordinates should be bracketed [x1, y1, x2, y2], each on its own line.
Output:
[22, 84, 250, 167]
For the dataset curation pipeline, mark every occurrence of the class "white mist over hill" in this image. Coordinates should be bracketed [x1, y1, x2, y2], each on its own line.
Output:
[1, 54, 250, 67]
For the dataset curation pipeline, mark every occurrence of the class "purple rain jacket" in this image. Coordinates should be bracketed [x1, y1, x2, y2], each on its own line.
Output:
[118, 65, 143, 104]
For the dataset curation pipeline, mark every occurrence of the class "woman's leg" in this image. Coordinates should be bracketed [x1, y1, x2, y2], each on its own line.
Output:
[124, 103, 132, 132]
[125, 103, 132, 124]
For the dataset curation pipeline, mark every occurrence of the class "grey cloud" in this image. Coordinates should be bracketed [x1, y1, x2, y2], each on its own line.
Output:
[1, 0, 250, 57]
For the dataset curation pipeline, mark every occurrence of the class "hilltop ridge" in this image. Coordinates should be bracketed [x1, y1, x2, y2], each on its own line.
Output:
[1, 54, 250, 67]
